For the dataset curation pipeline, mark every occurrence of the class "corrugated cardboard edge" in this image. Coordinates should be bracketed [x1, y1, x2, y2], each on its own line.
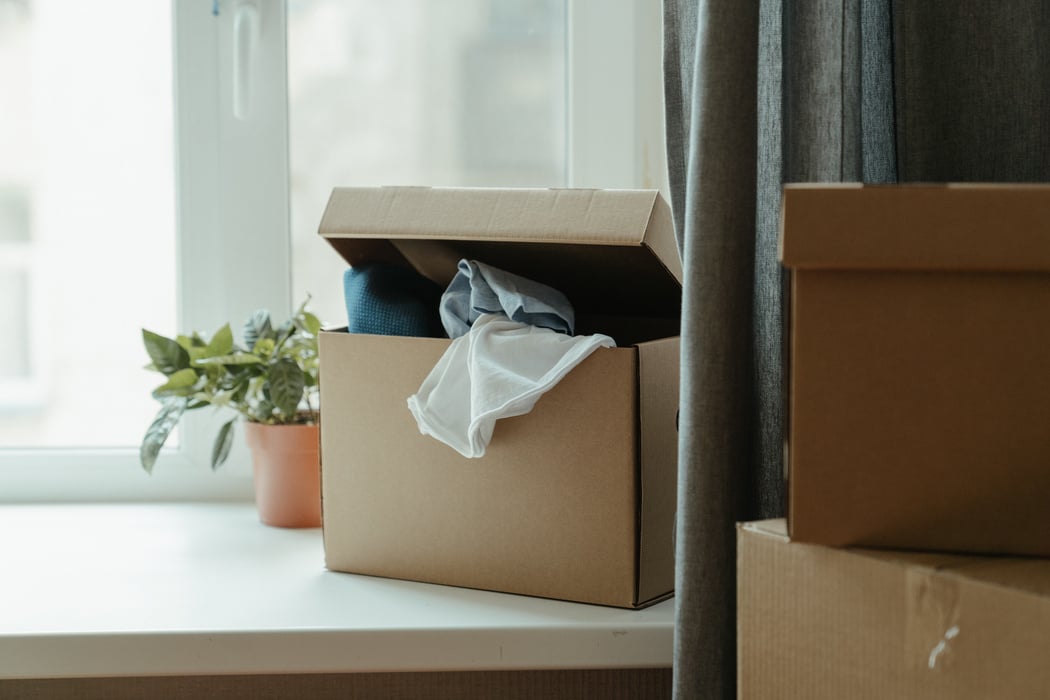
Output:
[639, 192, 682, 284]
[784, 270, 799, 541]
[317, 326, 347, 568]
[635, 336, 680, 605]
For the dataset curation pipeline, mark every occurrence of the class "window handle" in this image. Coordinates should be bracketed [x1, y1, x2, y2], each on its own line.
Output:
[233, 2, 260, 120]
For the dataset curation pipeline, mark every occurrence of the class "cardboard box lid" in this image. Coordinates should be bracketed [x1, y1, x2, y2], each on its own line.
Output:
[779, 183, 1050, 271]
[318, 187, 682, 319]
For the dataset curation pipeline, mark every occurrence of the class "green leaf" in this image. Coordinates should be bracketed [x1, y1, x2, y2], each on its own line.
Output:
[297, 311, 322, 337]
[235, 377, 257, 405]
[244, 309, 272, 351]
[269, 358, 304, 417]
[143, 330, 190, 376]
[176, 333, 207, 351]
[151, 367, 200, 398]
[252, 400, 275, 422]
[253, 337, 276, 358]
[181, 325, 235, 363]
[194, 353, 263, 366]
[211, 418, 236, 470]
[207, 388, 237, 407]
[204, 324, 234, 358]
[140, 398, 188, 473]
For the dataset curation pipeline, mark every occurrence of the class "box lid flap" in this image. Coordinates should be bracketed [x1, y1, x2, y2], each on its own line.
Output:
[319, 187, 682, 319]
[747, 519, 1050, 601]
[780, 183, 1050, 271]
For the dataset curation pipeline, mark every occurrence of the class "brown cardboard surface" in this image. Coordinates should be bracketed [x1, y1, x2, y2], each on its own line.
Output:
[636, 336, 680, 603]
[317, 187, 681, 607]
[319, 187, 682, 326]
[738, 520, 1050, 700]
[781, 184, 1050, 556]
[780, 183, 1050, 271]
[320, 331, 640, 606]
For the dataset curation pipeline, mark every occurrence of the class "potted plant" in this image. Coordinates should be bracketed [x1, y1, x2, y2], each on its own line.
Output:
[140, 299, 322, 528]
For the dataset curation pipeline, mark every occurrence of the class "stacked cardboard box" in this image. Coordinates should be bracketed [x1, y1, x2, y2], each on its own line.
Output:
[738, 184, 1050, 698]
[737, 520, 1050, 699]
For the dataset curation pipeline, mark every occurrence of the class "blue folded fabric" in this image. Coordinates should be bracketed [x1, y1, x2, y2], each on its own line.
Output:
[439, 259, 575, 339]
[343, 263, 445, 338]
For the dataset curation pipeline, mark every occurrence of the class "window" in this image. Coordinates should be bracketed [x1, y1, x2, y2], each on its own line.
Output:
[0, 0, 177, 452]
[0, 5, 41, 417]
[0, 187, 41, 410]
[286, 0, 667, 324]
[0, 0, 280, 500]
[287, 0, 570, 323]
[1, 0, 665, 501]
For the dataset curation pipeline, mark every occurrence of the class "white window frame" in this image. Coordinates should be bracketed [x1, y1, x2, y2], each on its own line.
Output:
[0, 233, 45, 411]
[0, 1, 290, 502]
[0, 0, 664, 503]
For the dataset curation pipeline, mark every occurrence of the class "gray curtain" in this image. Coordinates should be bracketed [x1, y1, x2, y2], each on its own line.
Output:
[664, 2, 1050, 698]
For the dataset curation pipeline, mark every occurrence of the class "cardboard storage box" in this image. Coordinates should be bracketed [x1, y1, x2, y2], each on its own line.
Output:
[316, 187, 681, 608]
[738, 520, 1050, 699]
[781, 184, 1050, 556]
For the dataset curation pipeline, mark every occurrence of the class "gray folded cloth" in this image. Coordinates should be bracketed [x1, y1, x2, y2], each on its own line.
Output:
[439, 259, 575, 339]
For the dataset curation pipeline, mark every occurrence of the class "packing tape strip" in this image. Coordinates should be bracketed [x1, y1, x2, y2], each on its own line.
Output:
[905, 568, 962, 672]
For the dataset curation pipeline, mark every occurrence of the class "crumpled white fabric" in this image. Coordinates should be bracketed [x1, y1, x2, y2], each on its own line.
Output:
[407, 313, 616, 458]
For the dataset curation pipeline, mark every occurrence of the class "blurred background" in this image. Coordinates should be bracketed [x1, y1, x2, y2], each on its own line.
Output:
[0, 0, 568, 449]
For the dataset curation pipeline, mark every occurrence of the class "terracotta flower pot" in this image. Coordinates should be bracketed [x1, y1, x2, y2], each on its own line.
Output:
[242, 421, 321, 528]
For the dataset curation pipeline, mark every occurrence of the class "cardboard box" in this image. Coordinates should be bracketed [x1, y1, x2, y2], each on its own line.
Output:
[781, 184, 1050, 556]
[316, 187, 681, 608]
[738, 520, 1050, 699]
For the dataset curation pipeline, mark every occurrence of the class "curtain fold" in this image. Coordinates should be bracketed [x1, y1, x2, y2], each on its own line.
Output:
[666, 2, 896, 696]
[893, 3, 1050, 181]
[662, 0, 1050, 697]
[664, 4, 757, 698]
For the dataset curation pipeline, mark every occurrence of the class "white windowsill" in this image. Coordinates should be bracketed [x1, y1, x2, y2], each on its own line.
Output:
[0, 502, 674, 679]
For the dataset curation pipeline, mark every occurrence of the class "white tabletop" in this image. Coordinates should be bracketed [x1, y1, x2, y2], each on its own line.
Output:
[0, 503, 674, 679]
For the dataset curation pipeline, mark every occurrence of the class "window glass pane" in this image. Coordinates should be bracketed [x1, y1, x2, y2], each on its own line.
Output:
[287, 0, 567, 325]
[0, 0, 176, 448]
[0, 187, 31, 243]
[0, 269, 30, 379]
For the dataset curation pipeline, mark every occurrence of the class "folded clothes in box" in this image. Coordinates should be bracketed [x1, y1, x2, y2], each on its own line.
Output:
[346, 255, 615, 459]
[342, 262, 445, 338]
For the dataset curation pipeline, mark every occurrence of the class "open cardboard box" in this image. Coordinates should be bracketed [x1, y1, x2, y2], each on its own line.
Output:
[316, 187, 681, 608]
[738, 520, 1050, 699]
[781, 183, 1050, 556]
